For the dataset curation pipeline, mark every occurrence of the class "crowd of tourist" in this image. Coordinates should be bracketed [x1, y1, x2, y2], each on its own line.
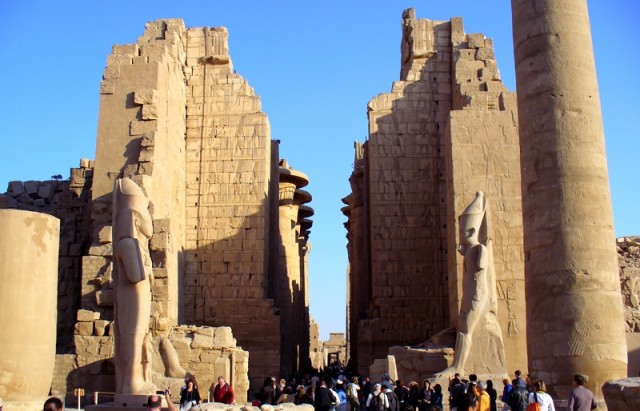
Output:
[250, 365, 597, 411]
[33, 366, 596, 411]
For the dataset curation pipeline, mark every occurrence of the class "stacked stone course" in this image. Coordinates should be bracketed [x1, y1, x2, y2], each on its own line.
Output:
[2, 18, 316, 401]
[619, 237, 640, 333]
[344, 9, 526, 376]
[1, 160, 94, 353]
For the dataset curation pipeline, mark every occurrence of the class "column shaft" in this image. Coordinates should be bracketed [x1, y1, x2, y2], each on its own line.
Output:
[512, 0, 627, 398]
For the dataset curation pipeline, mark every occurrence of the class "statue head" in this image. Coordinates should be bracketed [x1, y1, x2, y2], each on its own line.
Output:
[458, 191, 491, 255]
[115, 177, 149, 212]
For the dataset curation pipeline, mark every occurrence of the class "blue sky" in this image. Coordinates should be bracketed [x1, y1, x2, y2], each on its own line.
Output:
[1, 1, 638, 341]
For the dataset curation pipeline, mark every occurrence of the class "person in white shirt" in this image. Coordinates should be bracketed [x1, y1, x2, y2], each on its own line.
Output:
[528, 380, 555, 411]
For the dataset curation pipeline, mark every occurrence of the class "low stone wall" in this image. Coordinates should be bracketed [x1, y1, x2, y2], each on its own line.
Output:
[618, 237, 640, 332]
[59, 311, 249, 403]
[1, 160, 93, 353]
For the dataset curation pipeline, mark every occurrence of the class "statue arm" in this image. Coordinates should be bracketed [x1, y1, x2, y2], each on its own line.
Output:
[135, 209, 153, 239]
[477, 244, 488, 270]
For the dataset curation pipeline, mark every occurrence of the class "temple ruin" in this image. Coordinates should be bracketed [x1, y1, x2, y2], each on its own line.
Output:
[343, 10, 526, 378]
[343, 5, 629, 403]
[1, 19, 317, 405]
[0, 3, 636, 409]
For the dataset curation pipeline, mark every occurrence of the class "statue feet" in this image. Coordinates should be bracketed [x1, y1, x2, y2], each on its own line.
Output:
[433, 367, 461, 381]
[122, 379, 158, 395]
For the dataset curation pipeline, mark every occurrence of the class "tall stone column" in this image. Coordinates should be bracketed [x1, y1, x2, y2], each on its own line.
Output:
[276, 162, 309, 376]
[511, 0, 627, 399]
[0, 210, 60, 411]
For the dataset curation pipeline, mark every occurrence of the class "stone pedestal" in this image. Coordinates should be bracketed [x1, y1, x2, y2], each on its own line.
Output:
[511, 0, 628, 398]
[0, 210, 60, 410]
[85, 394, 169, 411]
[602, 378, 640, 411]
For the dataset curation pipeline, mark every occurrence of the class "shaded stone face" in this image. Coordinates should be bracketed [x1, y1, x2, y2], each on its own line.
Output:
[344, 9, 527, 377]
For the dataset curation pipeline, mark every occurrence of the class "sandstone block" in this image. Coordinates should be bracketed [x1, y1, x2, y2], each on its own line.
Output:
[154, 219, 170, 233]
[77, 309, 100, 322]
[0, 194, 17, 208]
[88, 243, 113, 256]
[152, 283, 168, 299]
[603, 378, 640, 411]
[24, 181, 39, 196]
[138, 149, 153, 164]
[97, 226, 112, 243]
[150, 232, 169, 250]
[37, 183, 53, 199]
[214, 327, 236, 348]
[7, 181, 25, 196]
[199, 350, 219, 364]
[133, 89, 157, 105]
[155, 317, 170, 331]
[100, 79, 114, 94]
[467, 33, 485, 48]
[75, 321, 94, 336]
[96, 289, 114, 307]
[142, 104, 158, 120]
[170, 336, 192, 351]
[195, 326, 215, 337]
[94, 320, 110, 336]
[192, 333, 214, 349]
[130, 120, 158, 136]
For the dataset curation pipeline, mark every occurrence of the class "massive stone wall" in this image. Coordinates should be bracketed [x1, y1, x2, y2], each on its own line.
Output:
[344, 9, 527, 375]
[620, 237, 640, 333]
[90, 19, 188, 332]
[0, 18, 316, 399]
[182, 26, 282, 387]
[619, 237, 640, 376]
[0, 161, 93, 353]
[347, 11, 452, 375]
[444, 19, 527, 373]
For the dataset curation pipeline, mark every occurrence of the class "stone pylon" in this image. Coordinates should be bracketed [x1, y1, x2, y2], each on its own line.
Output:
[511, 0, 627, 399]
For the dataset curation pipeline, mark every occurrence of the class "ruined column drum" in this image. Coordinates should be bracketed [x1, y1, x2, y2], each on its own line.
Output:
[0, 210, 60, 410]
[511, 0, 627, 399]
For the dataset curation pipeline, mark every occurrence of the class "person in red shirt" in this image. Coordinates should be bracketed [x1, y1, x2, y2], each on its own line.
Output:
[212, 376, 235, 404]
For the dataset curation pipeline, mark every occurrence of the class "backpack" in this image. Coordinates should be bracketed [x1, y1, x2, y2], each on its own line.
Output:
[329, 389, 338, 405]
[449, 383, 467, 408]
[347, 383, 356, 400]
[385, 391, 398, 411]
[507, 387, 529, 410]
[395, 387, 407, 404]
[526, 393, 542, 411]
[369, 393, 386, 411]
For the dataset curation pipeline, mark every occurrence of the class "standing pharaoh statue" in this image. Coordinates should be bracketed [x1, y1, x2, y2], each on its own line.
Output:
[112, 177, 155, 394]
[437, 191, 507, 378]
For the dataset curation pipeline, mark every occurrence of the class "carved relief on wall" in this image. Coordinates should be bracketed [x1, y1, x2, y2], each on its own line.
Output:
[496, 280, 519, 337]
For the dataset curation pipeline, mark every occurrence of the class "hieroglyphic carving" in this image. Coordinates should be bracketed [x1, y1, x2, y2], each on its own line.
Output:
[497, 280, 519, 337]
[568, 319, 601, 357]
